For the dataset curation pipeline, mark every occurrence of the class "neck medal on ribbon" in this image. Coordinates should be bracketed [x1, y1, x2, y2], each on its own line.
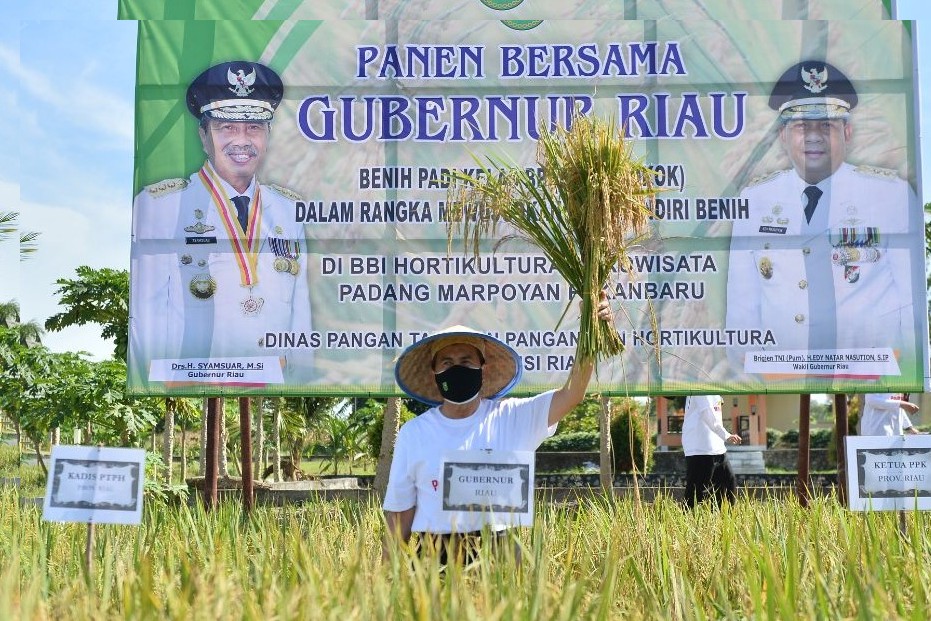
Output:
[198, 164, 265, 316]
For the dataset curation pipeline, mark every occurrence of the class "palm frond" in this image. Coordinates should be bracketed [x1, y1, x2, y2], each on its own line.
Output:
[20, 230, 40, 260]
[0, 211, 17, 238]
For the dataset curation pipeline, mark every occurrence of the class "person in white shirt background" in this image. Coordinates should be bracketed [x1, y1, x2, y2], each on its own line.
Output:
[681, 395, 742, 509]
[859, 393, 924, 436]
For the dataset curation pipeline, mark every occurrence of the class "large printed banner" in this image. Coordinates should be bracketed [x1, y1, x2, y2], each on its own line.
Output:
[117, 0, 897, 20]
[123, 2, 928, 397]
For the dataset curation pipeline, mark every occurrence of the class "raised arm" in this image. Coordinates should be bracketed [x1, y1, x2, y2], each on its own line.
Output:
[548, 358, 595, 427]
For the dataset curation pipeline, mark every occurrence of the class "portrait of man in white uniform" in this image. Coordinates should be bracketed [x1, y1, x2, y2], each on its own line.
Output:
[130, 61, 311, 387]
[726, 60, 919, 374]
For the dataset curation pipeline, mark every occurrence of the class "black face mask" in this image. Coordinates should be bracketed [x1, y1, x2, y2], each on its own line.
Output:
[434, 365, 483, 404]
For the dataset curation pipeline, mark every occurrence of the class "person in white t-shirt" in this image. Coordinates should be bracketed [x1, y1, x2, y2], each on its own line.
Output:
[383, 301, 611, 565]
[681, 395, 742, 509]
[859, 394, 922, 436]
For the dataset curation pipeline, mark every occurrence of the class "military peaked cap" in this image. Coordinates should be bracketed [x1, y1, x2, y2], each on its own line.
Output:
[769, 60, 858, 121]
[186, 61, 283, 122]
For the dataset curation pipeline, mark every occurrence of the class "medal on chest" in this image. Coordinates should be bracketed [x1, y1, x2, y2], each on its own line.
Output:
[270, 237, 301, 276]
[830, 226, 880, 284]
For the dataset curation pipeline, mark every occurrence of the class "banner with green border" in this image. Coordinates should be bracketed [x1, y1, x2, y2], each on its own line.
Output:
[125, 11, 927, 398]
[117, 0, 895, 21]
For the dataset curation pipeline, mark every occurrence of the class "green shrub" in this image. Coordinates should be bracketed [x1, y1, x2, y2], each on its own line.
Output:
[766, 428, 783, 449]
[826, 432, 838, 468]
[556, 396, 601, 434]
[810, 429, 833, 449]
[365, 400, 416, 459]
[779, 429, 799, 447]
[538, 431, 599, 452]
[143, 453, 188, 504]
[775, 428, 834, 452]
[609, 400, 653, 473]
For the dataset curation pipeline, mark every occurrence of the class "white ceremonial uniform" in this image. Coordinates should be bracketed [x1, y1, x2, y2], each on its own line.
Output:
[727, 162, 918, 358]
[130, 162, 311, 382]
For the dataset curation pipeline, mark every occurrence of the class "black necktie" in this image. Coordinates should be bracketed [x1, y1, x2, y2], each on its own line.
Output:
[232, 195, 250, 231]
[803, 186, 822, 224]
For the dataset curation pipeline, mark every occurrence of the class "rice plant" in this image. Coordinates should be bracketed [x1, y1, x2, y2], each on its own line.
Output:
[2, 488, 930, 620]
[446, 114, 657, 364]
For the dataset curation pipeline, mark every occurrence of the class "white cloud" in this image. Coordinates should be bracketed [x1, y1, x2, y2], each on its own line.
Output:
[18, 195, 127, 360]
[0, 42, 134, 145]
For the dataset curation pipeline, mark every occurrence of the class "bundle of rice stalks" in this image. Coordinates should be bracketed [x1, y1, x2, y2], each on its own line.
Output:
[446, 114, 656, 364]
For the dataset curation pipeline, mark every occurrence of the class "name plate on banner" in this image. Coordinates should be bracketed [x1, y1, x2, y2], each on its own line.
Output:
[43, 445, 146, 525]
[149, 357, 284, 383]
[441, 450, 533, 527]
[845, 435, 931, 511]
[744, 348, 899, 376]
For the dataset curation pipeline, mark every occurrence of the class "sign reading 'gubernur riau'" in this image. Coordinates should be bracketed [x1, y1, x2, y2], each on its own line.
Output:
[442, 449, 533, 527]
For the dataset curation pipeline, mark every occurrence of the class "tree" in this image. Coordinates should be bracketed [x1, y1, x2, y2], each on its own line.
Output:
[281, 396, 342, 466]
[314, 402, 370, 476]
[0, 300, 43, 346]
[161, 398, 200, 484]
[374, 398, 402, 496]
[554, 396, 600, 434]
[609, 398, 654, 474]
[0, 301, 44, 461]
[0, 333, 53, 473]
[220, 397, 340, 479]
[925, 203, 931, 329]
[0, 300, 20, 328]
[45, 266, 129, 361]
[89, 360, 161, 446]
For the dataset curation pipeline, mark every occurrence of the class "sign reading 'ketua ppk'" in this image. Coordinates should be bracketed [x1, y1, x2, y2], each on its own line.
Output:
[43, 446, 146, 525]
[845, 436, 931, 511]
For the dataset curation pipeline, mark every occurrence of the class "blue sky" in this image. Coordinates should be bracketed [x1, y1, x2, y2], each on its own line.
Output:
[2, 0, 930, 361]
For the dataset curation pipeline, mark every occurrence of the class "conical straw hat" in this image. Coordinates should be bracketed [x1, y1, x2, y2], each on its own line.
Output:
[395, 325, 522, 406]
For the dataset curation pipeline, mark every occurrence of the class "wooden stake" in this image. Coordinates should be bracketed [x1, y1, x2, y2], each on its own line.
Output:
[84, 522, 95, 580]
[797, 395, 811, 508]
[834, 394, 849, 507]
[239, 397, 254, 513]
[205, 397, 220, 508]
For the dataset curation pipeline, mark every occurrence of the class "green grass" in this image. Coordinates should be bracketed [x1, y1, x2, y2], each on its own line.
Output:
[0, 444, 46, 496]
[2, 489, 930, 619]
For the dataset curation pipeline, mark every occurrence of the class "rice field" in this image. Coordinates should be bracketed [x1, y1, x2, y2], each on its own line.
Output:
[2, 488, 929, 620]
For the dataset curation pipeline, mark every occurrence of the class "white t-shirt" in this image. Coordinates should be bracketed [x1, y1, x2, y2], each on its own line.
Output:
[383, 392, 554, 534]
[860, 394, 913, 436]
[681, 395, 729, 457]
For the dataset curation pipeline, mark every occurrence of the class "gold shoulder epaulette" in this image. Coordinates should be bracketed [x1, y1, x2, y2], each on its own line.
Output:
[267, 183, 303, 201]
[854, 164, 899, 180]
[745, 170, 782, 188]
[146, 178, 188, 197]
